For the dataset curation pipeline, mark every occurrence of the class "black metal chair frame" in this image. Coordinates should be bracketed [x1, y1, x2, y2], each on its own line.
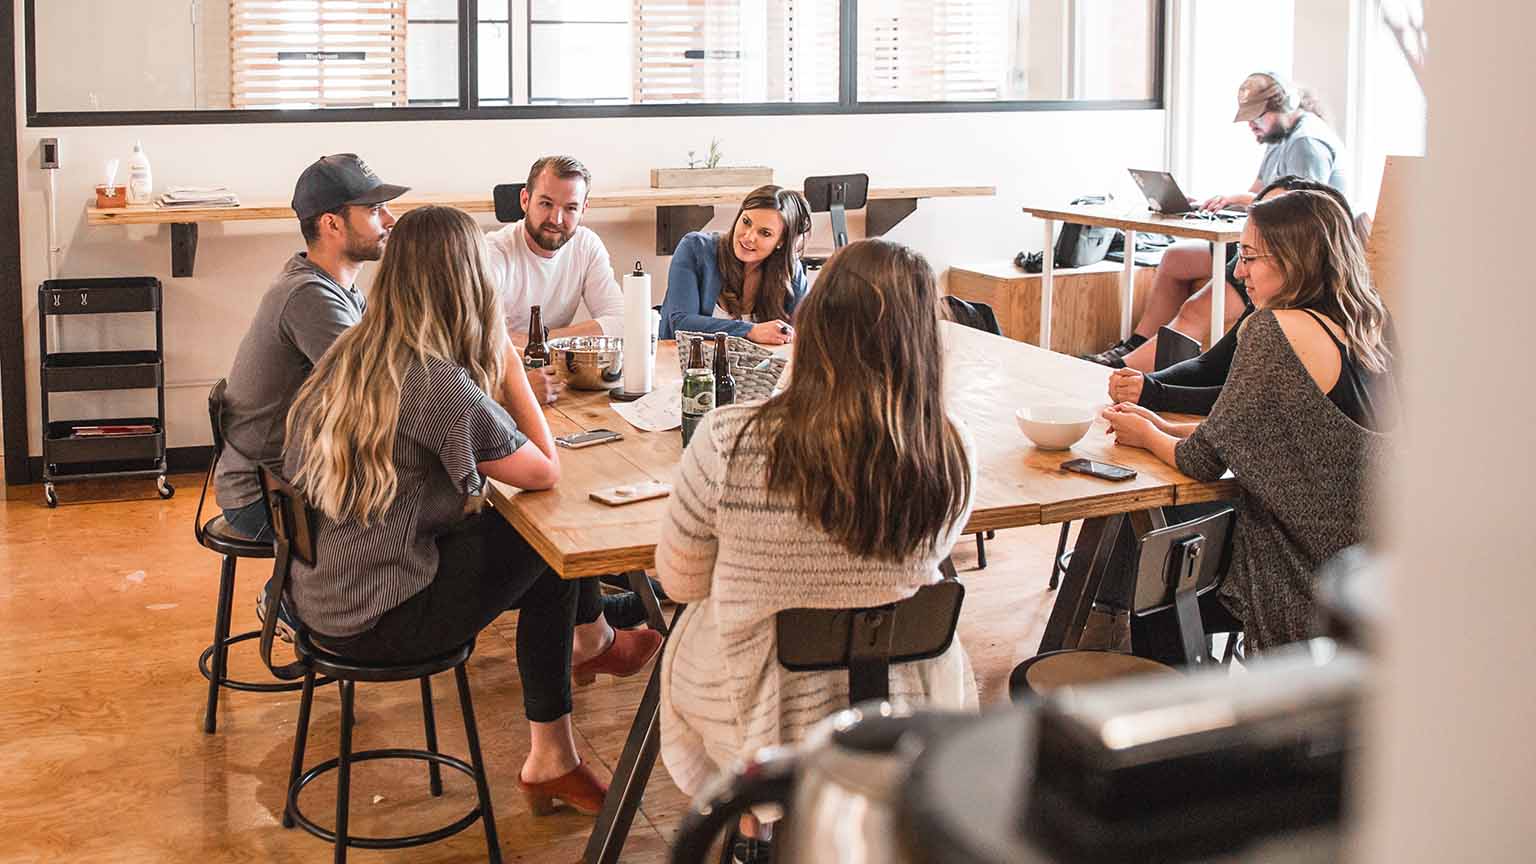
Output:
[801, 173, 870, 269]
[492, 183, 527, 223]
[257, 466, 502, 863]
[194, 378, 317, 734]
[1011, 508, 1237, 702]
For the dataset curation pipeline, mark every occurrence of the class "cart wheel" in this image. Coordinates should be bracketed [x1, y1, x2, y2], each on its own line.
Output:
[44, 484, 58, 508]
[157, 476, 176, 499]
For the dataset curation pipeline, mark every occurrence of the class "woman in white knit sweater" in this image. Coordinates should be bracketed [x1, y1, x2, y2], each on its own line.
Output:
[655, 239, 980, 847]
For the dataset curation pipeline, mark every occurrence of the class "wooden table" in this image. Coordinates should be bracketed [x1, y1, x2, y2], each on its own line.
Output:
[1020, 203, 1245, 348]
[86, 184, 994, 276]
[486, 323, 1234, 863]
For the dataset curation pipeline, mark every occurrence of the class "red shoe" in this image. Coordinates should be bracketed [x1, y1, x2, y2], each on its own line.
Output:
[573, 627, 663, 686]
[518, 761, 608, 816]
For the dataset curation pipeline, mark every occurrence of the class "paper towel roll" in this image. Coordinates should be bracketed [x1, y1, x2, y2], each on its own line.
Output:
[621, 261, 654, 395]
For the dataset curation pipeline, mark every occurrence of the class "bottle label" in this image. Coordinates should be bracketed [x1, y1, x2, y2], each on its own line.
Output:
[681, 389, 715, 416]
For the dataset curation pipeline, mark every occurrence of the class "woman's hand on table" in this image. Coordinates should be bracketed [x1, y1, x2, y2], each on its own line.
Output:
[1107, 368, 1144, 404]
[1102, 403, 1163, 450]
[748, 320, 794, 345]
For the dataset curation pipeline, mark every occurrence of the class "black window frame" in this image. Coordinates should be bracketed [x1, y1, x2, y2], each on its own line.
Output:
[23, 0, 1165, 127]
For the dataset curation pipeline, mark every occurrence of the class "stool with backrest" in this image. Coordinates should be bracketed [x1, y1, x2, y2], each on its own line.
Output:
[675, 561, 966, 864]
[1011, 508, 1237, 703]
[492, 183, 527, 224]
[1046, 328, 1205, 591]
[194, 378, 313, 734]
[801, 173, 869, 270]
[941, 295, 1002, 569]
[257, 466, 502, 863]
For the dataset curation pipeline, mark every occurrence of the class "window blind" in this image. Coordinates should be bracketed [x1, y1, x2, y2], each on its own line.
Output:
[631, 0, 838, 104]
[230, 0, 408, 109]
[857, 0, 1008, 102]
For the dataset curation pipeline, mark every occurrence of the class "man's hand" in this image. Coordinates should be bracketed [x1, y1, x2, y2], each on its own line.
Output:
[526, 365, 565, 406]
[1107, 368, 1145, 404]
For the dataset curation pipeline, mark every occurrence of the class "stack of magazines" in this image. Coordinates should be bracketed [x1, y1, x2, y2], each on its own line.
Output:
[154, 186, 240, 209]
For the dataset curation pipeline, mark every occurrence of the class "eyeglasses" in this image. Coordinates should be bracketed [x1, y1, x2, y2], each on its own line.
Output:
[1236, 252, 1273, 266]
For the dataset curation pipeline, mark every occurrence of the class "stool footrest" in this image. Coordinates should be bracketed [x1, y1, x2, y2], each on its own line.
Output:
[198, 630, 327, 693]
[287, 748, 485, 849]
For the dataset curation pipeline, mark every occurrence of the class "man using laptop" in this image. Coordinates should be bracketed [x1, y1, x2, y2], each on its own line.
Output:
[486, 155, 624, 406]
[1084, 72, 1348, 370]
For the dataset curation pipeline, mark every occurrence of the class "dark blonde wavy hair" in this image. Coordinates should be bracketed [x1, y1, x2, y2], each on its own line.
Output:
[735, 239, 971, 561]
[715, 185, 812, 323]
[287, 206, 508, 523]
[1246, 189, 1392, 373]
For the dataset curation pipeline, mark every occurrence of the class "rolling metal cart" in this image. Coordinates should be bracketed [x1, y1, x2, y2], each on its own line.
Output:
[38, 276, 174, 506]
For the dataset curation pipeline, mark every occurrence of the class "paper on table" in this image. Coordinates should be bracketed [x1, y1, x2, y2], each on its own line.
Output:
[610, 381, 682, 432]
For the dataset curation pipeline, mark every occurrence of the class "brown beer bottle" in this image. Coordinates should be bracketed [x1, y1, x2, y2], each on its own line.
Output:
[712, 333, 736, 407]
[524, 305, 550, 369]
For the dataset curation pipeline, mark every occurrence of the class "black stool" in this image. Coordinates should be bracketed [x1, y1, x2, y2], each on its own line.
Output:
[258, 466, 501, 863]
[195, 379, 313, 734]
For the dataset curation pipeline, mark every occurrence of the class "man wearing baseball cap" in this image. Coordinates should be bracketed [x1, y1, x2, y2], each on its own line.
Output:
[215, 154, 408, 543]
[1083, 72, 1348, 370]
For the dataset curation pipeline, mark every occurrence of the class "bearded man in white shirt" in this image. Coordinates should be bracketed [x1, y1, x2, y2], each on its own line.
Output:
[487, 155, 625, 404]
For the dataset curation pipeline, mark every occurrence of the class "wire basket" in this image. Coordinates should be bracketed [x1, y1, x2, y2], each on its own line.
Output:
[674, 332, 787, 403]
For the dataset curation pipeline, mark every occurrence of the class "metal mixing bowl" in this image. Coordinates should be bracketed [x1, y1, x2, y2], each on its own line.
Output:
[546, 335, 624, 390]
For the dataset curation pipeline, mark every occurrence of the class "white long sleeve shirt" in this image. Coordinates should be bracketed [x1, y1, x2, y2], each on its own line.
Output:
[485, 221, 625, 338]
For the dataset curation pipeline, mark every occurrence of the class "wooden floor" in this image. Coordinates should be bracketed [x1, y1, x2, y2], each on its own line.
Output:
[1, 474, 1068, 863]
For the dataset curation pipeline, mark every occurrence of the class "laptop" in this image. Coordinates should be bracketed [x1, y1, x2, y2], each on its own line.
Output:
[1128, 169, 1248, 217]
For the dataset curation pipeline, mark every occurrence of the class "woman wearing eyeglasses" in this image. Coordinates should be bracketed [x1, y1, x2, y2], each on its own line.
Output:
[1103, 189, 1397, 653]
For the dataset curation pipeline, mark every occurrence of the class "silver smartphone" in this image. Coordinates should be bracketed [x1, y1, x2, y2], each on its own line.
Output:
[556, 428, 623, 449]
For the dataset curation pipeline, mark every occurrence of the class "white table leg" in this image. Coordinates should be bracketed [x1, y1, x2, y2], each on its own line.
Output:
[1210, 241, 1225, 348]
[1040, 219, 1055, 350]
[1121, 229, 1137, 341]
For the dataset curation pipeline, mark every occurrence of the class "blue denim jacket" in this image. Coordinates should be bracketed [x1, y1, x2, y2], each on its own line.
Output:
[659, 232, 809, 339]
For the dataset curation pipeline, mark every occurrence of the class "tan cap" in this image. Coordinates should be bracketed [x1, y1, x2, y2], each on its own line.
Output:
[1233, 72, 1290, 123]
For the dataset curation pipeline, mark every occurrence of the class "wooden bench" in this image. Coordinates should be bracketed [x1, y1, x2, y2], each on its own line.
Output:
[946, 259, 1154, 356]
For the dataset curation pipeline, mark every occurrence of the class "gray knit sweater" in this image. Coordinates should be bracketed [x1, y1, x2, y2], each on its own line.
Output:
[1175, 310, 1393, 651]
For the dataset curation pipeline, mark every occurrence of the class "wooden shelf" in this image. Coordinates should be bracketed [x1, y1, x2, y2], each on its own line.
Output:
[86, 184, 994, 277]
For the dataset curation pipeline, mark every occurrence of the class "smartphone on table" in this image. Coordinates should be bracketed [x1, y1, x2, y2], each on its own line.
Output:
[556, 428, 623, 449]
[1060, 458, 1137, 482]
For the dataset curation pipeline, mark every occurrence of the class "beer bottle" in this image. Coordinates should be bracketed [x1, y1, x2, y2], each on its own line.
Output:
[524, 305, 550, 369]
[681, 337, 715, 447]
[712, 332, 736, 407]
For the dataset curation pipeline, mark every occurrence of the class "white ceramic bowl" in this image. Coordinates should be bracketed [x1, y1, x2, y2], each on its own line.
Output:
[1015, 404, 1094, 450]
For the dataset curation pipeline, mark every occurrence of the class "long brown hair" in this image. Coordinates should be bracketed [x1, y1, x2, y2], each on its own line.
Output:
[287, 206, 507, 523]
[735, 239, 971, 562]
[715, 184, 811, 323]
[1247, 189, 1391, 373]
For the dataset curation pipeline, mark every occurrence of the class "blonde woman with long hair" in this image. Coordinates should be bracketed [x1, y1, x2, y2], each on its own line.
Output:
[1104, 189, 1397, 652]
[283, 205, 657, 816]
[655, 239, 979, 854]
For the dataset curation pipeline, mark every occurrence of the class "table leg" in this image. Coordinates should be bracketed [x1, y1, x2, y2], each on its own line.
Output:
[1038, 514, 1123, 653]
[1040, 218, 1056, 350]
[583, 574, 682, 864]
[1210, 241, 1225, 348]
[1121, 228, 1137, 340]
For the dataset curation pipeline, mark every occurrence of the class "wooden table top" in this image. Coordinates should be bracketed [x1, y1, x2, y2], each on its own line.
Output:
[1020, 202, 1245, 243]
[86, 185, 995, 226]
[488, 323, 1236, 578]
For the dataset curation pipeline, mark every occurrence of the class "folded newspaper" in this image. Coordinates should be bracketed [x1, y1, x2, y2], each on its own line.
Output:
[155, 186, 240, 208]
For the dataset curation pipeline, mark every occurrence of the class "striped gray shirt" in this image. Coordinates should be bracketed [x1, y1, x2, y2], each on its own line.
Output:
[283, 357, 527, 637]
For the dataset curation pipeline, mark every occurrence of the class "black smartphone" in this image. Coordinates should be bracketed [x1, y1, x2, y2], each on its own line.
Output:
[1060, 458, 1138, 482]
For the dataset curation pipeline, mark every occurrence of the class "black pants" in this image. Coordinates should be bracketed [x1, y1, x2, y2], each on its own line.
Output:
[317, 513, 577, 723]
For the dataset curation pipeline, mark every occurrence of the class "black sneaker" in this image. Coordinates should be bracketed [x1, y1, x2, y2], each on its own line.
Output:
[600, 572, 670, 604]
[1079, 334, 1146, 368]
[602, 591, 650, 630]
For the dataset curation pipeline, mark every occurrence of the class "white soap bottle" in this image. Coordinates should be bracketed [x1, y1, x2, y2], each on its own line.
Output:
[127, 141, 153, 205]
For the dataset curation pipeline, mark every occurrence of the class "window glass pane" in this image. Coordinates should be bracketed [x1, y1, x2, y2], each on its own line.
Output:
[407, 21, 461, 104]
[408, 0, 458, 19]
[631, 0, 840, 104]
[479, 22, 512, 102]
[858, 0, 1158, 103]
[530, 23, 631, 103]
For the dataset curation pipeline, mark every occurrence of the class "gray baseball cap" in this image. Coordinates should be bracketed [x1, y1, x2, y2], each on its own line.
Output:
[291, 153, 409, 220]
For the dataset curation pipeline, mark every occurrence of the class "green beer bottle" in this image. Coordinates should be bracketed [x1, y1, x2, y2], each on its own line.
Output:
[681, 337, 715, 447]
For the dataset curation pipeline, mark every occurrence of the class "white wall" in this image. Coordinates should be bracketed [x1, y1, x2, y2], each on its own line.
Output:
[13, 0, 1166, 456]
[1357, 3, 1534, 862]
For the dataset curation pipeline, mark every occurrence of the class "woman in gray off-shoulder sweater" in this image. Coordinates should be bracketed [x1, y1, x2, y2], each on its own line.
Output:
[1104, 190, 1397, 651]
